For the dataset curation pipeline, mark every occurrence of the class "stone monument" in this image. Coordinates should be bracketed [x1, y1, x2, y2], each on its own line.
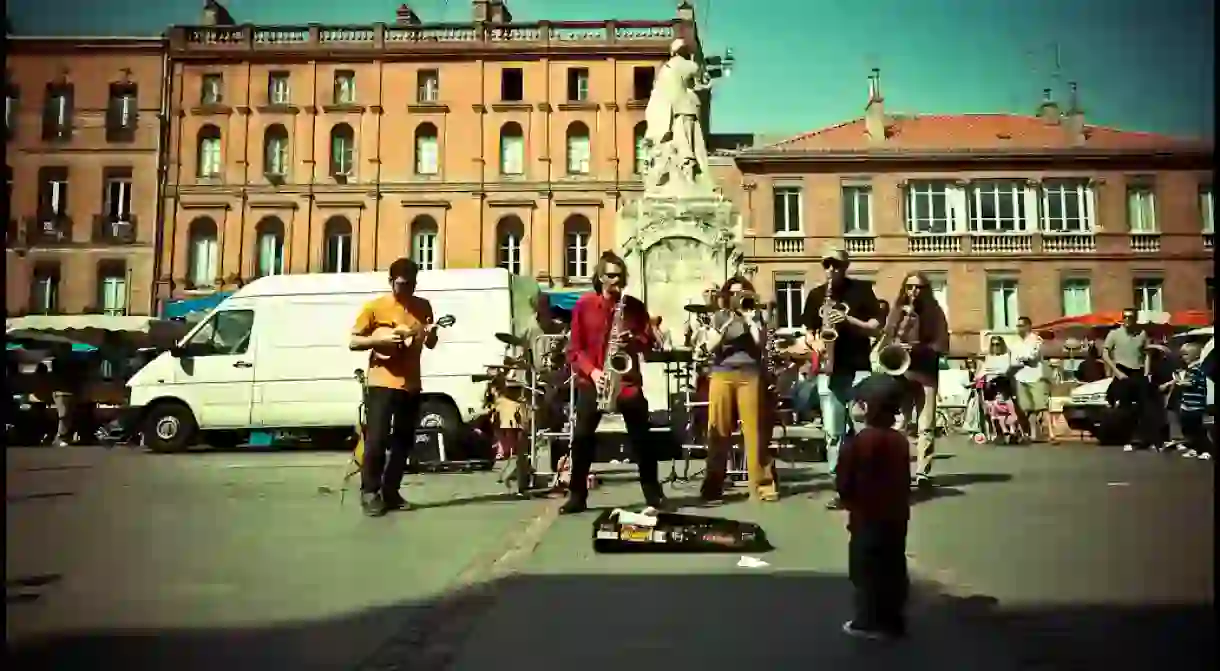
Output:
[617, 37, 742, 408]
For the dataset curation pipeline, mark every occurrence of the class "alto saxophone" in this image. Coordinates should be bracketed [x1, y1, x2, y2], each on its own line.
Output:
[874, 305, 915, 376]
[596, 292, 634, 412]
[816, 293, 850, 374]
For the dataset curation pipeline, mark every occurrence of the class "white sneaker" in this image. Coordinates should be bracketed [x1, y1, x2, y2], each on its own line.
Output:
[1183, 449, 1199, 458]
[1174, 443, 1190, 452]
[842, 620, 889, 640]
[1123, 445, 1135, 452]
[1198, 453, 1213, 460]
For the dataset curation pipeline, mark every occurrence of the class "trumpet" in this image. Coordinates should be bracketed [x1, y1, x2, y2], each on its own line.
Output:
[730, 290, 761, 313]
[874, 305, 915, 377]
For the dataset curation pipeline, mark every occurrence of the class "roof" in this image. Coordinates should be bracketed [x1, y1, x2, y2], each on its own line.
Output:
[231, 268, 513, 299]
[744, 113, 1211, 156]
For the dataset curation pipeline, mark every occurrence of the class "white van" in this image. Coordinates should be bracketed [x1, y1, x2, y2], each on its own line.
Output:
[126, 269, 539, 452]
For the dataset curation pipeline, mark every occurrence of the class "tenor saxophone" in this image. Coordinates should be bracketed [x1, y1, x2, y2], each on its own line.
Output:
[596, 292, 633, 412]
[874, 305, 915, 376]
[817, 293, 850, 374]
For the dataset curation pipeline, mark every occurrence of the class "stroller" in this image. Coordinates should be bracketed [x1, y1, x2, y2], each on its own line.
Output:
[974, 375, 1026, 444]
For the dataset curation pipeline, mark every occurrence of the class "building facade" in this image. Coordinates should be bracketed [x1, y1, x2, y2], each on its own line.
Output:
[157, 0, 693, 304]
[719, 74, 1214, 353]
[5, 37, 166, 316]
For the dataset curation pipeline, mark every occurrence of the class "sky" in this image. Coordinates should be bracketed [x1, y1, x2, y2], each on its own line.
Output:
[8, 0, 1215, 139]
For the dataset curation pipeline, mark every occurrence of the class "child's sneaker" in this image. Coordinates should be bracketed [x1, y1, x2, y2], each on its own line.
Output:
[1123, 444, 1135, 452]
[1197, 452, 1212, 460]
[1183, 449, 1199, 458]
[842, 620, 891, 641]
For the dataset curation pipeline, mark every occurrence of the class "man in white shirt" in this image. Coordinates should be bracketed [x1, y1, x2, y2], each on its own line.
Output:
[1010, 316, 1053, 442]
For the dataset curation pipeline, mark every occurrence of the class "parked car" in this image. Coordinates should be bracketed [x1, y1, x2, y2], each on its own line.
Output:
[1062, 328, 1214, 443]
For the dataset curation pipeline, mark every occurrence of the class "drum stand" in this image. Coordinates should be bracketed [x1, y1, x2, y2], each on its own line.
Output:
[661, 357, 707, 486]
[526, 335, 576, 491]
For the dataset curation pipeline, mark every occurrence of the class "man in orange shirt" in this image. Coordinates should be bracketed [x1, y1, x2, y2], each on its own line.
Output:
[350, 258, 440, 517]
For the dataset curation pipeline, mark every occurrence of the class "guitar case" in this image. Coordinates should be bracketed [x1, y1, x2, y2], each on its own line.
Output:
[592, 509, 771, 554]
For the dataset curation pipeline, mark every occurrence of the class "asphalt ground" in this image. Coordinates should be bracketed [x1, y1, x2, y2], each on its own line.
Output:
[7, 440, 1215, 671]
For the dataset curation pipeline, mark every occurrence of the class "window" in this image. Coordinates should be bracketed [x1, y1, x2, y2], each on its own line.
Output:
[500, 68, 523, 102]
[187, 218, 219, 288]
[565, 122, 590, 175]
[414, 123, 439, 175]
[267, 72, 290, 105]
[773, 187, 802, 234]
[564, 215, 592, 279]
[197, 125, 222, 178]
[201, 74, 223, 105]
[566, 68, 589, 102]
[333, 70, 355, 104]
[31, 265, 61, 315]
[968, 181, 1028, 232]
[38, 167, 68, 215]
[5, 83, 18, 135]
[1061, 278, 1092, 317]
[255, 217, 284, 277]
[330, 124, 355, 176]
[773, 280, 805, 330]
[926, 273, 950, 324]
[106, 84, 137, 141]
[496, 216, 524, 275]
[632, 67, 655, 101]
[1127, 185, 1157, 233]
[1200, 187, 1213, 233]
[185, 310, 255, 357]
[906, 181, 955, 234]
[42, 84, 73, 140]
[417, 70, 439, 103]
[323, 217, 352, 273]
[987, 278, 1019, 332]
[1133, 278, 1164, 313]
[410, 216, 439, 271]
[1040, 179, 1094, 233]
[633, 123, 647, 176]
[499, 123, 524, 175]
[264, 125, 289, 177]
[842, 185, 871, 234]
[98, 263, 127, 316]
[104, 172, 132, 221]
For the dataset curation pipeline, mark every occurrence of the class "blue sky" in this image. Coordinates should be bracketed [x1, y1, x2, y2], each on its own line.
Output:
[8, 0, 1214, 138]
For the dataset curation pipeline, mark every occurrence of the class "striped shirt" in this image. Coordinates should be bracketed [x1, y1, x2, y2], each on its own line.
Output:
[1178, 365, 1208, 414]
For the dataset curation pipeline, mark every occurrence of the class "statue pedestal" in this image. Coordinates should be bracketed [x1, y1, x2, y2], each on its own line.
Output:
[617, 193, 743, 412]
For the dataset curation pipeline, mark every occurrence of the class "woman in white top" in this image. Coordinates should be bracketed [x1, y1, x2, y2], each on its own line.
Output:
[980, 336, 1017, 380]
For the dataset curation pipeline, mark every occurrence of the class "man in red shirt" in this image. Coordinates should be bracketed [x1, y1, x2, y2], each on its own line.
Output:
[834, 373, 911, 640]
[562, 251, 667, 514]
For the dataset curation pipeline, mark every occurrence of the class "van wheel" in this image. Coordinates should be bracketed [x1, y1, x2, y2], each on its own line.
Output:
[144, 403, 198, 453]
[418, 399, 460, 448]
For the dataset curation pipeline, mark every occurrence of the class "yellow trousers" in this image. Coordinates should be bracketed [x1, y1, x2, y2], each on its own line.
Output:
[704, 370, 778, 500]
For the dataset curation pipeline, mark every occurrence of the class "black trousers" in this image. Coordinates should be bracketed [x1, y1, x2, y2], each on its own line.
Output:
[848, 521, 910, 634]
[568, 384, 661, 498]
[1110, 365, 1162, 448]
[1180, 411, 1213, 456]
[361, 386, 421, 496]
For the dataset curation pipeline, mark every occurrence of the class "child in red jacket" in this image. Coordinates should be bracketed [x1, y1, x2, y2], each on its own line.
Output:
[835, 373, 911, 640]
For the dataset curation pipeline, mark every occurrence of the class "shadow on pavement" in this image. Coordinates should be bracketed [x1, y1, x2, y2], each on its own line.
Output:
[7, 571, 1213, 671]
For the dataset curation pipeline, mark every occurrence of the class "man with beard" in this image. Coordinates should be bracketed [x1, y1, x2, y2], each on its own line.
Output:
[801, 245, 883, 510]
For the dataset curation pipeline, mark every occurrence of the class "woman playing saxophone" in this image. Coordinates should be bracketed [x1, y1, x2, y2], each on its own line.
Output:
[882, 271, 949, 488]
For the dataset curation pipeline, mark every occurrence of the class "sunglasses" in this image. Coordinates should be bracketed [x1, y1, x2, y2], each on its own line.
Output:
[603, 272, 623, 278]
[822, 261, 844, 270]
[905, 283, 924, 290]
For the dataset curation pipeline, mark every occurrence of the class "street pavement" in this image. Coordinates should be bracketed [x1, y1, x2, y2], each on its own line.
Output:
[7, 440, 1215, 671]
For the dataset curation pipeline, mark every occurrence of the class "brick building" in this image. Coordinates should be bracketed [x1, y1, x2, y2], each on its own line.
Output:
[717, 71, 1214, 353]
[156, 0, 694, 304]
[5, 37, 165, 316]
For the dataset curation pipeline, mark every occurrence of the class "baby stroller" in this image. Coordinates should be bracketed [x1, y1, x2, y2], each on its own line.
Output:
[978, 375, 1026, 444]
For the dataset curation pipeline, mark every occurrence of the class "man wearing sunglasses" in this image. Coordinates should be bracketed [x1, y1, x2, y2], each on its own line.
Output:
[801, 246, 883, 510]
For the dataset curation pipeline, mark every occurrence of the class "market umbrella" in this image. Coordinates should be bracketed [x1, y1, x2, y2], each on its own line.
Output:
[6, 329, 97, 351]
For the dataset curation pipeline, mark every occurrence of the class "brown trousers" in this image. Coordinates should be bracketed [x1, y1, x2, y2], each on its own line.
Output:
[704, 370, 778, 500]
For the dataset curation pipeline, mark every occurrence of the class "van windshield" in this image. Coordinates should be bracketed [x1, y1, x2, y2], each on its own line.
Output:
[184, 310, 255, 356]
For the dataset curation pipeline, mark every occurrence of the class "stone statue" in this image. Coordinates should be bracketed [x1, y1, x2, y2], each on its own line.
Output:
[643, 38, 712, 195]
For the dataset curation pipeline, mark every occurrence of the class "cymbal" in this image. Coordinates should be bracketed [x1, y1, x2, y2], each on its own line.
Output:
[684, 304, 712, 314]
[494, 332, 527, 348]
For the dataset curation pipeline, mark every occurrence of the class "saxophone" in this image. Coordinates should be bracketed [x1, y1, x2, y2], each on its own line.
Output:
[874, 305, 915, 376]
[596, 292, 634, 412]
[816, 292, 850, 374]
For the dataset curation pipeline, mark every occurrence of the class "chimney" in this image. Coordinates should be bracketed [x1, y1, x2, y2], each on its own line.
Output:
[202, 0, 235, 26]
[1037, 88, 1061, 125]
[395, 3, 421, 25]
[1064, 81, 1087, 145]
[472, 0, 489, 22]
[865, 68, 886, 144]
[489, 0, 512, 24]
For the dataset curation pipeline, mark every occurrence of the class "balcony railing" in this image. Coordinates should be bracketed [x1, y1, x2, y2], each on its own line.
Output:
[970, 232, 1033, 254]
[907, 233, 961, 254]
[1130, 232, 1161, 253]
[773, 236, 804, 254]
[23, 215, 72, 245]
[842, 234, 876, 255]
[174, 20, 677, 52]
[92, 215, 138, 245]
[1041, 232, 1097, 253]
